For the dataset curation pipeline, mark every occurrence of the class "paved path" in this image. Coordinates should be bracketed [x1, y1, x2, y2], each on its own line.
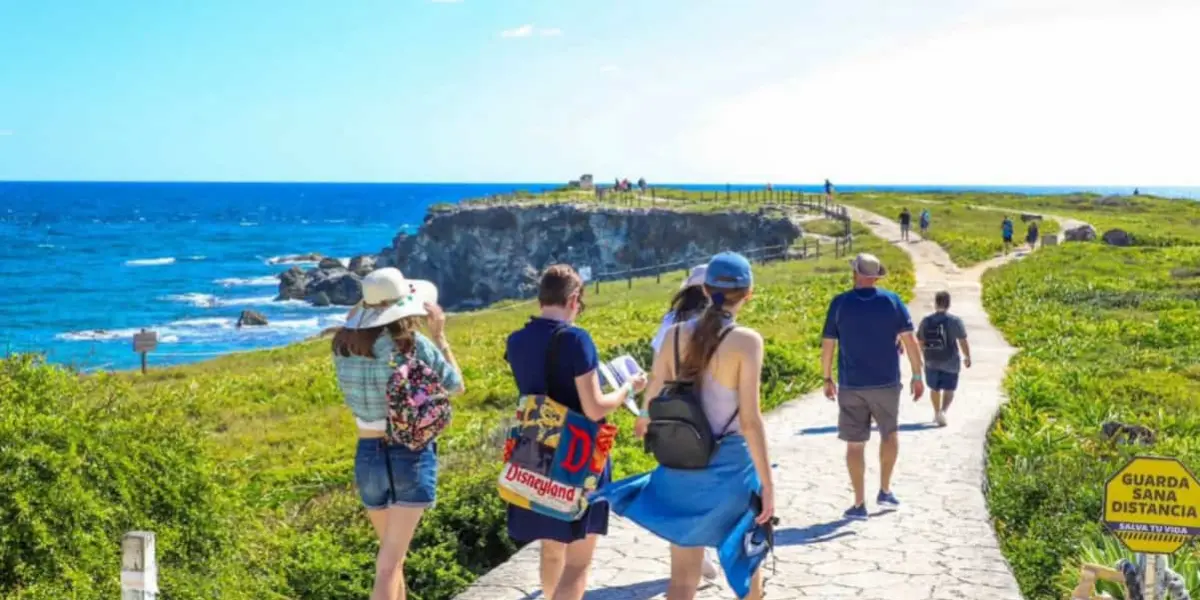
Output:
[455, 208, 1084, 600]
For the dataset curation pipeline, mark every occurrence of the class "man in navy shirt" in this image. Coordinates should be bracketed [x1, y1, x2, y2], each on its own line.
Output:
[821, 253, 925, 520]
[504, 264, 646, 600]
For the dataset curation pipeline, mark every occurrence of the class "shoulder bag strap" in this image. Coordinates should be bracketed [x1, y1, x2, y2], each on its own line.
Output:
[543, 324, 568, 396]
[710, 325, 742, 436]
[672, 324, 682, 381]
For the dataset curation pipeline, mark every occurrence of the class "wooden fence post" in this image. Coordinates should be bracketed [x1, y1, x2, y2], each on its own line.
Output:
[627, 270, 632, 290]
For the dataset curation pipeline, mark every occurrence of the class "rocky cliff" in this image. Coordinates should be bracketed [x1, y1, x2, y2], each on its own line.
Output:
[374, 204, 803, 310]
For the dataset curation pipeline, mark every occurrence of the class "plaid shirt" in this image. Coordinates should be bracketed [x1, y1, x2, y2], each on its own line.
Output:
[333, 332, 463, 422]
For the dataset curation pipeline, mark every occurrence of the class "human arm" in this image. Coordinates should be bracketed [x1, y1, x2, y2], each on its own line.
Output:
[955, 318, 972, 368]
[734, 329, 774, 524]
[636, 325, 676, 437]
[821, 298, 839, 399]
[572, 329, 647, 421]
[423, 303, 465, 395]
[896, 299, 925, 399]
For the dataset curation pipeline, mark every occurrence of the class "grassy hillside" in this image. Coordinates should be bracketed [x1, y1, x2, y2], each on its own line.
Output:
[0, 212, 911, 600]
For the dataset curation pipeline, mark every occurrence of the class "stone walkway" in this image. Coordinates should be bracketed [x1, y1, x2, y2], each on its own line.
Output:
[455, 207, 1084, 600]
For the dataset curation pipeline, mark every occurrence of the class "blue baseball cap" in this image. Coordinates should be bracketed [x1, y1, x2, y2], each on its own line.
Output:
[705, 251, 753, 289]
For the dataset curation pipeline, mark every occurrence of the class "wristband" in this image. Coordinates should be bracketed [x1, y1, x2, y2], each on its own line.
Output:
[639, 408, 650, 418]
[911, 373, 923, 382]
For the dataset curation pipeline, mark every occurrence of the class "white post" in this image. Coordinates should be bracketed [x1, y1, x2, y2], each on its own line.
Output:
[121, 531, 158, 599]
[1138, 553, 1166, 600]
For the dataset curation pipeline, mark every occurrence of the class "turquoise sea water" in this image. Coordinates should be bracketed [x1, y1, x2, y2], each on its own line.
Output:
[2, 181, 1196, 371]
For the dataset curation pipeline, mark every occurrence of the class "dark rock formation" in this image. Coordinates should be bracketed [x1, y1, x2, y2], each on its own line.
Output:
[1102, 228, 1134, 247]
[375, 204, 802, 310]
[276, 264, 362, 306]
[1101, 420, 1155, 446]
[348, 255, 376, 276]
[236, 310, 268, 327]
[1063, 224, 1097, 242]
[1020, 213, 1043, 222]
[318, 257, 345, 270]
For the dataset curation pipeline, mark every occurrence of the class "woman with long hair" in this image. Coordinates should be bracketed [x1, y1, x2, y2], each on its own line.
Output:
[650, 265, 710, 354]
[332, 268, 465, 600]
[596, 252, 776, 600]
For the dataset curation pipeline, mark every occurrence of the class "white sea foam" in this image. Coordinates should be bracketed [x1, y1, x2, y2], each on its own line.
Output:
[187, 255, 207, 261]
[215, 275, 279, 287]
[162, 293, 280, 308]
[125, 257, 176, 267]
[56, 315, 337, 344]
[37, 243, 56, 249]
[265, 254, 321, 266]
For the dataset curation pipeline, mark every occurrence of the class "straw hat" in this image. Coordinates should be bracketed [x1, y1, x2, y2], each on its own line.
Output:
[343, 268, 438, 329]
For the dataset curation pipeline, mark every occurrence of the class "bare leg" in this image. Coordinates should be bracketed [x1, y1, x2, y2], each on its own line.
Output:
[540, 541, 567, 600]
[367, 508, 388, 539]
[846, 442, 867, 506]
[880, 433, 899, 494]
[667, 545, 705, 600]
[370, 506, 426, 600]
[747, 568, 765, 600]
[930, 389, 943, 416]
[942, 390, 956, 412]
[550, 534, 600, 600]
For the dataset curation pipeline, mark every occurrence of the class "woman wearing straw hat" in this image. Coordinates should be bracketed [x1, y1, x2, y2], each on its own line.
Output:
[332, 268, 465, 600]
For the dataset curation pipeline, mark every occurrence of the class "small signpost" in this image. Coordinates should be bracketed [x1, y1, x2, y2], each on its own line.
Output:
[1102, 456, 1200, 600]
[132, 329, 157, 375]
[577, 266, 593, 283]
[121, 531, 158, 599]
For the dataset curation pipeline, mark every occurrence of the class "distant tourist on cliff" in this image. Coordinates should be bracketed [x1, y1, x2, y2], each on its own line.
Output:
[638, 177, 647, 193]
[596, 252, 777, 600]
[648, 264, 721, 581]
[821, 253, 924, 520]
[503, 265, 646, 600]
[916, 291, 970, 427]
[1001, 216, 1014, 253]
[919, 208, 931, 236]
[331, 268, 465, 600]
[899, 207, 912, 241]
[824, 178, 834, 199]
[1025, 220, 1040, 249]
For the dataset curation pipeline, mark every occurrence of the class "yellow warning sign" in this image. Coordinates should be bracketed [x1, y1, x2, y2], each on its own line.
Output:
[1103, 456, 1200, 555]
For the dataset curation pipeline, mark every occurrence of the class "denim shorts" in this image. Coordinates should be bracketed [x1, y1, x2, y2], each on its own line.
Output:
[354, 438, 438, 510]
[925, 368, 960, 391]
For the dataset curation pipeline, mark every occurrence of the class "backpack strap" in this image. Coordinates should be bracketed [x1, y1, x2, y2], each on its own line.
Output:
[710, 326, 740, 436]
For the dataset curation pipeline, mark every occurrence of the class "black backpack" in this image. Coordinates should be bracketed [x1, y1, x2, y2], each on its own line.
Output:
[644, 324, 737, 470]
[921, 314, 955, 362]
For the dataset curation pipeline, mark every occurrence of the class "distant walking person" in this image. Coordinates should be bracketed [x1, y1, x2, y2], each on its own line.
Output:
[822, 253, 925, 520]
[899, 208, 912, 241]
[824, 178, 834, 200]
[916, 291, 971, 427]
[919, 209, 931, 236]
[1001, 216, 1014, 253]
[1025, 220, 1040, 249]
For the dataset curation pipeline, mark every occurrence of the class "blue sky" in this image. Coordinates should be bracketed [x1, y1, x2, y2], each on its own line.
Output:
[1, 0, 1197, 184]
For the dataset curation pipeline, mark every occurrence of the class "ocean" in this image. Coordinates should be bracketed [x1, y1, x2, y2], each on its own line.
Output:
[2, 181, 1197, 371]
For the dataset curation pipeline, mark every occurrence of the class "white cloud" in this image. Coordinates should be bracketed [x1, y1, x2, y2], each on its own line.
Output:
[600, 65, 621, 74]
[539, 28, 563, 37]
[500, 24, 534, 38]
[683, 1, 1200, 186]
[430, 0, 462, 3]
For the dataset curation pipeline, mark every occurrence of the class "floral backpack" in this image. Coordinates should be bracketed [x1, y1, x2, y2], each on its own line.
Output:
[385, 352, 452, 451]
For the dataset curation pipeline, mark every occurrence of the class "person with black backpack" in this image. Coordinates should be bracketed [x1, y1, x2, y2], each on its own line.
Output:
[916, 291, 971, 426]
[594, 252, 776, 600]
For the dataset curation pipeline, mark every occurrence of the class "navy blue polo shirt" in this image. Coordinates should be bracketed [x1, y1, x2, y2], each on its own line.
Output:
[822, 287, 913, 389]
[505, 317, 600, 419]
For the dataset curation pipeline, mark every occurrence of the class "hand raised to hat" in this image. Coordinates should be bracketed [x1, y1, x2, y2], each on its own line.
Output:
[424, 302, 448, 345]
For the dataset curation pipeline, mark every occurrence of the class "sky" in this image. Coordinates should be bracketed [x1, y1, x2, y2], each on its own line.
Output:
[1, 0, 1197, 185]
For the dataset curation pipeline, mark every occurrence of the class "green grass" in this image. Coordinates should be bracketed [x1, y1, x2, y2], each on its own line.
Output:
[1, 211, 912, 600]
[839, 193, 1061, 266]
[982, 243, 1200, 600]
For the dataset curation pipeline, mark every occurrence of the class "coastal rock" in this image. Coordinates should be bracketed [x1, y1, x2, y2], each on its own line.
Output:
[348, 255, 376, 277]
[1063, 224, 1097, 242]
[268, 253, 323, 265]
[275, 263, 363, 306]
[1102, 228, 1134, 247]
[375, 203, 802, 310]
[277, 266, 307, 301]
[318, 257, 345, 270]
[236, 310, 269, 327]
[1020, 213, 1043, 222]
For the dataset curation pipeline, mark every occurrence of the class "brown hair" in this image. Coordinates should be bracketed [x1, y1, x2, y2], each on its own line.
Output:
[538, 264, 583, 307]
[935, 291, 951, 310]
[331, 317, 421, 358]
[679, 285, 750, 380]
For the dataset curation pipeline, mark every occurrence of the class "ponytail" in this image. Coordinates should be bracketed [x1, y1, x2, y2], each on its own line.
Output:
[679, 285, 748, 379]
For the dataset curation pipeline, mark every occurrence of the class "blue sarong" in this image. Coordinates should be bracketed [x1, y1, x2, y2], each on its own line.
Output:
[589, 435, 771, 599]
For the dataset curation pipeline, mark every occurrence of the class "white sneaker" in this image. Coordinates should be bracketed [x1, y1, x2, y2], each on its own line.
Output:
[702, 548, 719, 580]
[935, 411, 948, 427]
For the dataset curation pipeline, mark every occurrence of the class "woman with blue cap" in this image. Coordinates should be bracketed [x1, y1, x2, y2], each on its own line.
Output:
[597, 251, 776, 600]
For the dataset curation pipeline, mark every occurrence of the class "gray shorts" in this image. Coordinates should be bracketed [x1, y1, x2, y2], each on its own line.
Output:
[837, 385, 902, 442]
